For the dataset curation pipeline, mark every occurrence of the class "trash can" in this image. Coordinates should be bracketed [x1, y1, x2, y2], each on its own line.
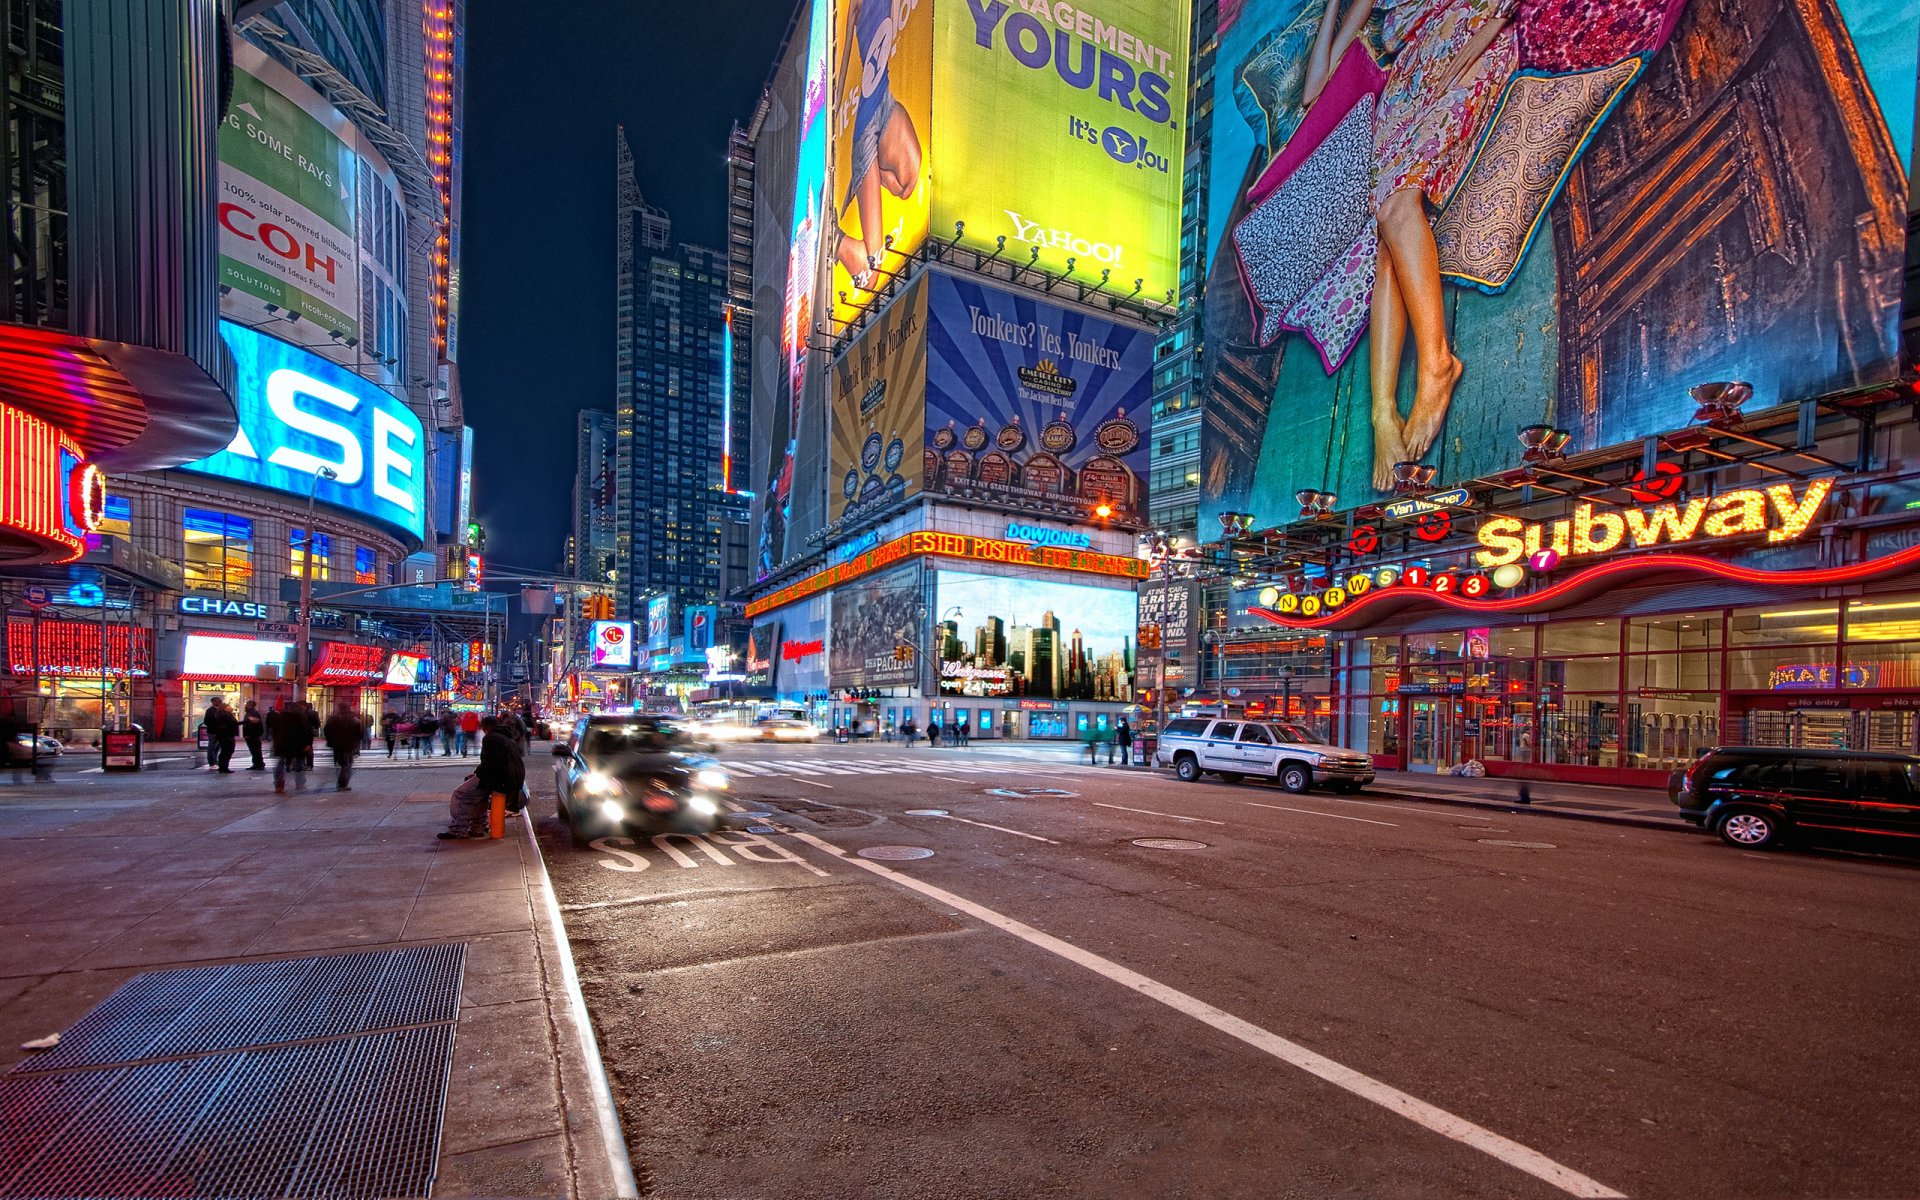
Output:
[102, 728, 142, 772]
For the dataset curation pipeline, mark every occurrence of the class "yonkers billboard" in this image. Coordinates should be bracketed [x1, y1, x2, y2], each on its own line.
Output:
[831, 273, 928, 524]
[828, 562, 922, 689]
[924, 272, 1149, 522]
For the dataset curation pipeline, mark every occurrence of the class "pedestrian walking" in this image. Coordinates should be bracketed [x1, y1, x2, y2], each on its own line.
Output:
[1082, 721, 1102, 765]
[457, 709, 480, 756]
[409, 714, 430, 758]
[205, 697, 239, 774]
[926, 717, 941, 748]
[440, 716, 525, 840]
[273, 701, 314, 792]
[241, 700, 266, 770]
[323, 702, 364, 791]
[380, 710, 399, 758]
[956, 716, 970, 747]
[439, 709, 457, 756]
[1115, 717, 1132, 767]
[900, 716, 916, 747]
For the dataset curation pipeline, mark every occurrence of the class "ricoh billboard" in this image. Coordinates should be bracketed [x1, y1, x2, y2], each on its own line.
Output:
[931, 0, 1190, 305]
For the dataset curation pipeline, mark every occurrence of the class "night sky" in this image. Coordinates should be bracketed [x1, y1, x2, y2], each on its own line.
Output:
[460, 0, 796, 576]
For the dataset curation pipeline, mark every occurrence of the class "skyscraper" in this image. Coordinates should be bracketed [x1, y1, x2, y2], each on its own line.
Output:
[613, 127, 747, 624]
[570, 411, 617, 581]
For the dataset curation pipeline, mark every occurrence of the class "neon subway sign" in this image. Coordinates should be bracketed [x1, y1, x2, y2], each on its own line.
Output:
[1474, 480, 1832, 568]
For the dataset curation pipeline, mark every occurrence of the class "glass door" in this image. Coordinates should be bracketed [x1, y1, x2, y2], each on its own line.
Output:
[1407, 699, 1453, 772]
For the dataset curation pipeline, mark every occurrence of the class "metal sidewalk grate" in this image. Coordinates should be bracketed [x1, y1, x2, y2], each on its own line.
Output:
[0, 945, 466, 1199]
[9, 943, 465, 1073]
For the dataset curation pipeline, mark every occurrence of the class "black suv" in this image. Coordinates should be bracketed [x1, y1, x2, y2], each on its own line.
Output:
[1670, 746, 1920, 851]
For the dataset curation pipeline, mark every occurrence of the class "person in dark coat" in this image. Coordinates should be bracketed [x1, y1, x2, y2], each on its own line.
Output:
[380, 710, 399, 758]
[322, 702, 364, 791]
[241, 700, 266, 770]
[205, 698, 239, 774]
[439, 709, 458, 756]
[273, 700, 315, 792]
[440, 716, 524, 840]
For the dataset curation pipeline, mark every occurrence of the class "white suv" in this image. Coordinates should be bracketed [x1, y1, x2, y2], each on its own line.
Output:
[1153, 717, 1375, 794]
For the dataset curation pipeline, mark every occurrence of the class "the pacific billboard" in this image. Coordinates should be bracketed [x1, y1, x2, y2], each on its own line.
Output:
[828, 562, 923, 688]
[932, 0, 1190, 306]
[1199, 0, 1918, 526]
[831, 272, 929, 524]
[934, 570, 1134, 700]
[829, 0, 933, 328]
[925, 271, 1149, 520]
[183, 322, 426, 543]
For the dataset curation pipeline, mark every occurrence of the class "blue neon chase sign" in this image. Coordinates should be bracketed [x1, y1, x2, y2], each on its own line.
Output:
[183, 323, 427, 542]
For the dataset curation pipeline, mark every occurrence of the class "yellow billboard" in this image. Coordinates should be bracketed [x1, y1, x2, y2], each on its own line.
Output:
[828, 0, 934, 330]
[830, 272, 929, 524]
[930, 0, 1189, 306]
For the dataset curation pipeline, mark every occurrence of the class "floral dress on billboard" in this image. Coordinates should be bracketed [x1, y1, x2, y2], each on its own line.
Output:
[1369, 0, 1520, 213]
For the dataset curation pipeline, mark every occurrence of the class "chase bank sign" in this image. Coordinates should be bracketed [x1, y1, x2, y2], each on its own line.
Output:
[180, 595, 269, 620]
[182, 323, 427, 542]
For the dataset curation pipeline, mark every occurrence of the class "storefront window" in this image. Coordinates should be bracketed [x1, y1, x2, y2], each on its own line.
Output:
[183, 509, 253, 598]
[1538, 694, 1621, 767]
[1538, 655, 1617, 692]
[1627, 612, 1720, 656]
[1624, 695, 1720, 770]
[1488, 626, 1535, 659]
[1843, 597, 1920, 642]
[1728, 645, 1836, 691]
[1727, 603, 1838, 646]
[99, 495, 131, 540]
[354, 546, 378, 585]
[1840, 640, 1920, 690]
[1541, 619, 1620, 657]
[291, 529, 331, 582]
[1626, 650, 1720, 692]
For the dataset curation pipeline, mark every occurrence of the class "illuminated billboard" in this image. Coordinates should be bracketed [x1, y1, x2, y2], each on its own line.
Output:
[828, 0, 933, 328]
[184, 323, 426, 542]
[1199, 0, 1918, 524]
[924, 272, 1149, 521]
[931, 0, 1190, 306]
[828, 562, 922, 688]
[645, 595, 672, 654]
[934, 571, 1134, 700]
[590, 621, 635, 670]
[830, 272, 928, 523]
[218, 43, 362, 342]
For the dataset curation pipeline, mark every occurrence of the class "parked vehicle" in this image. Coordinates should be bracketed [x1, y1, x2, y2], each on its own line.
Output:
[1152, 717, 1374, 793]
[552, 715, 729, 846]
[1669, 746, 1920, 851]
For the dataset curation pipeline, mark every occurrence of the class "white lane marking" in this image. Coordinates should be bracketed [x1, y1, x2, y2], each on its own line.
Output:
[1245, 801, 1398, 828]
[1091, 802, 1227, 826]
[935, 776, 975, 785]
[780, 828, 1624, 1199]
[778, 763, 826, 775]
[927, 812, 1057, 844]
[724, 762, 773, 776]
[789, 777, 835, 789]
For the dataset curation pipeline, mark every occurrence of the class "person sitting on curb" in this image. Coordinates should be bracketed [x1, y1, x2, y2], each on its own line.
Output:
[439, 716, 525, 841]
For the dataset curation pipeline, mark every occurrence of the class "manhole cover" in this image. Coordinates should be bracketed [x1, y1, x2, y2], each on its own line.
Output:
[732, 811, 773, 819]
[1132, 838, 1208, 850]
[986, 787, 1079, 799]
[904, 808, 949, 816]
[1476, 839, 1557, 849]
[857, 845, 935, 861]
[747, 825, 776, 834]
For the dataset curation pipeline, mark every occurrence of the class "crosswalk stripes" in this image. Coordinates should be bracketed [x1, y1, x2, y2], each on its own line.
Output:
[717, 755, 1116, 781]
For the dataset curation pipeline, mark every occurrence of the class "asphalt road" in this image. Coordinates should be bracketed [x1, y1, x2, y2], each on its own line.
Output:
[535, 741, 1920, 1200]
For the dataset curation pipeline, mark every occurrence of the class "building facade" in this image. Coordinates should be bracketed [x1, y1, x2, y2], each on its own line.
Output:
[569, 410, 617, 582]
[612, 128, 746, 628]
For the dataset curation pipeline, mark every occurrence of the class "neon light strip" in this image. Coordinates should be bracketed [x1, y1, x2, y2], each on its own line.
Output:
[721, 306, 734, 493]
[1252, 541, 1920, 630]
[0, 401, 94, 561]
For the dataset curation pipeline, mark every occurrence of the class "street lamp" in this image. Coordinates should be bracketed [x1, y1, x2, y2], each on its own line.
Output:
[294, 465, 339, 697]
[1278, 665, 1295, 723]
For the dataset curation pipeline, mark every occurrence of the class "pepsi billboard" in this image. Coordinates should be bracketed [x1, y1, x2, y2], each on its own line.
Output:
[182, 323, 427, 543]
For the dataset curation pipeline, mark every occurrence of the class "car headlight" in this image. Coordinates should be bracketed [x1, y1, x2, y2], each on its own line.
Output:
[582, 772, 619, 796]
[694, 767, 728, 791]
[598, 799, 625, 821]
[687, 795, 718, 817]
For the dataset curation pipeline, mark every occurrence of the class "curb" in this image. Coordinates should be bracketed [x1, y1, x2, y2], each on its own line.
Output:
[521, 813, 640, 1198]
[1361, 784, 1688, 834]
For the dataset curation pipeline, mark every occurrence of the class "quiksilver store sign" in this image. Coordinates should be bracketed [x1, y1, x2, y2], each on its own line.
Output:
[179, 596, 269, 620]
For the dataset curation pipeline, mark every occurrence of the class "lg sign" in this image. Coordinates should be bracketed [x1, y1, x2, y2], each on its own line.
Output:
[186, 323, 426, 541]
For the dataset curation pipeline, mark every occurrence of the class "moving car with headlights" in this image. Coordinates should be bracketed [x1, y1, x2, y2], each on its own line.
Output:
[552, 715, 730, 846]
[754, 718, 819, 742]
[1669, 746, 1920, 851]
[1153, 717, 1374, 793]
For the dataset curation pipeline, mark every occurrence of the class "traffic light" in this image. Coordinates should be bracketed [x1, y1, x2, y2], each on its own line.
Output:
[580, 594, 614, 622]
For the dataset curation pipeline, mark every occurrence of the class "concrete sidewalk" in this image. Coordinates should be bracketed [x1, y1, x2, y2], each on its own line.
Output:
[1364, 769, 1684, 831]
[0, 753, 630, 1198]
